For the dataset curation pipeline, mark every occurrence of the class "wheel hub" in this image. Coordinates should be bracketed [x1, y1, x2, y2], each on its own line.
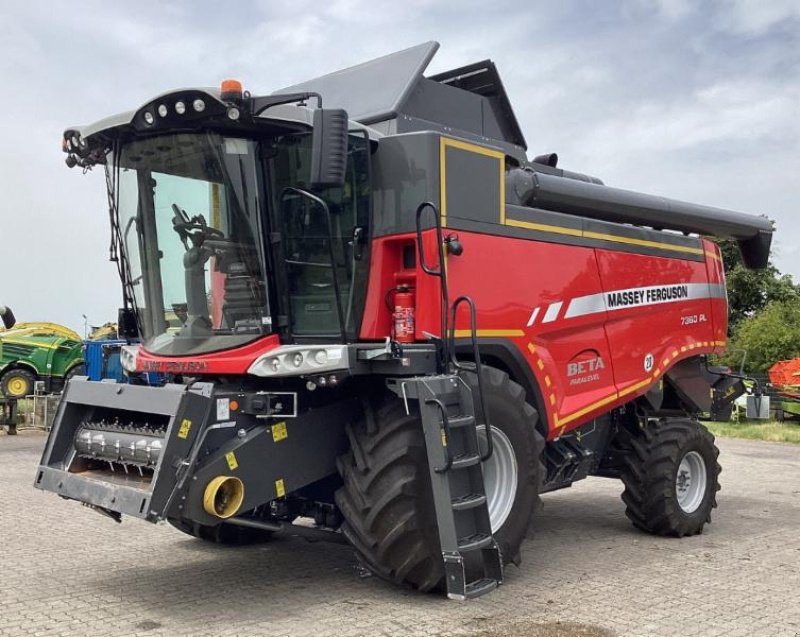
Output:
[676, 450, 707, 514]
[6, 376, 28, 397]
[477, 425, 518, 532]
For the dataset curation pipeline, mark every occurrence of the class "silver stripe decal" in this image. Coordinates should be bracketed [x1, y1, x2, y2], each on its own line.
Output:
[565, 282, 726, 319]
[526, 307, 540, 327]
[542, 301, 563, 323]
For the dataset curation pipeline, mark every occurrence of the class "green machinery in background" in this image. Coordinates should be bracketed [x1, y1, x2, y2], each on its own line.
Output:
[0, 306, 85, 399]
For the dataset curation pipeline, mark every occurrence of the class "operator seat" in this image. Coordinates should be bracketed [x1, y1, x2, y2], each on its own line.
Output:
[222, 261, 264, 333]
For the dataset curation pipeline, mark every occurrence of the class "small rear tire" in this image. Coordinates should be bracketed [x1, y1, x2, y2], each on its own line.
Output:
[620, 419, 721, 537]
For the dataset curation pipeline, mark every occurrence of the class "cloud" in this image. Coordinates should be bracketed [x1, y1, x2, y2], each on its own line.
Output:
[0, 1, 797, 332]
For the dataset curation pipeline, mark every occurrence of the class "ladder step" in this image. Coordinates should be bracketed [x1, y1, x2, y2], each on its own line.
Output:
[457, 532, 493, 552]
[444, 415, 475, 429]
[451, 453, 481, 470]
[464, 578, 499, 599]
[450, 493, 486, 511]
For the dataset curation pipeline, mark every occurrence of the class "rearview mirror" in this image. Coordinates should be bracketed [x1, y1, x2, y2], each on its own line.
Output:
[310, 108, 348, 189]
[118, 307, 139, 339]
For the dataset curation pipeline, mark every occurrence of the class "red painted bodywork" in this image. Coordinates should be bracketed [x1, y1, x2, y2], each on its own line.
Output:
[135, 224, 726, 441]
[361, 231, 727, 440]
[136, 334, 280, 375]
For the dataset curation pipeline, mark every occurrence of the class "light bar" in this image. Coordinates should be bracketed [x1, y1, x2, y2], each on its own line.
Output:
[247, 345, 350, 378]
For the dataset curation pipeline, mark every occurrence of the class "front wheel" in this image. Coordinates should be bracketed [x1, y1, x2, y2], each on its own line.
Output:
[335, 367, 543, 591]
[620, 419, 721, 537]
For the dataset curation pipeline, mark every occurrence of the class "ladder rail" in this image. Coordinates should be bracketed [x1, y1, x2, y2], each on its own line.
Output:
[449, 295, 494, 462]
[425, 397, 453, 473]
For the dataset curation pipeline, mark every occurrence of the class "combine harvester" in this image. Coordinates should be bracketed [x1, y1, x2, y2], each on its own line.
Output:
[36, 42, 772, 599]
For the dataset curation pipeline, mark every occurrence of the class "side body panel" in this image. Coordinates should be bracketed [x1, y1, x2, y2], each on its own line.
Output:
[361, 133, 728, 438]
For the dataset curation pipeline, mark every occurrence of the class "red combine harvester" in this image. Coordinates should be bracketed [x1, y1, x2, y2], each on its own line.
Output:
[37, 42, 773, 600]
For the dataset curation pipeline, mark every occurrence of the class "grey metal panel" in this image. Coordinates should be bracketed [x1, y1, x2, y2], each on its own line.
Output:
[277, 41, 440, 125]
[403, 78, 485, 139]
[36, 468, 152, 519]
[444, 147, 502, 226]
[429, 59, 527, 150]
[395, 115, 526, 161]
[371, 132, 441, 237]
[64, 379, 187, 415]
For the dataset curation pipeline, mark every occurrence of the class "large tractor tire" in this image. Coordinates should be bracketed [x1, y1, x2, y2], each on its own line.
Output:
[620, 419, 720, 537]
[1, 368, 36, 399]
[167, 518, 273, 545]
[335, 368, 543, 592]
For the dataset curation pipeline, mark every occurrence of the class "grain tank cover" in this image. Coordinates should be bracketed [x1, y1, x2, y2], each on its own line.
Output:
[278, 41, 527, 151]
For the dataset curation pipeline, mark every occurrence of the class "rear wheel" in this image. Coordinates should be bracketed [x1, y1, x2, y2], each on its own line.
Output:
[1, 369, 36, 398]
[167, 518, 273, 545]
[620, 419, 720, 537]
[335, 368, 543, 591]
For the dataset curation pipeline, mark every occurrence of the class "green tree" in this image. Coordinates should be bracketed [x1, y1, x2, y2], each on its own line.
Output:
[715, 239, 800, 333]
[722, 300, 800, 374]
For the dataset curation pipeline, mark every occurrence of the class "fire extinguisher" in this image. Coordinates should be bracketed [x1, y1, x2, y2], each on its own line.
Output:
[387, 285, 416, 343]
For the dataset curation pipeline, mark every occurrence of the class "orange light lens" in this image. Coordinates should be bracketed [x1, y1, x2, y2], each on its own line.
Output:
[229, 400, 239, 412]
[220, 79, 243, 95]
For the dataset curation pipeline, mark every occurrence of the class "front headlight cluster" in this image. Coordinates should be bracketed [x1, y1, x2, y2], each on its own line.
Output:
[119, 345, 140, 373]
[143, 98, 206, 126]
[248, 345, 349, 378]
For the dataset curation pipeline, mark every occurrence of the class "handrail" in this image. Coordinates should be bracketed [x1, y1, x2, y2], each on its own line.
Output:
[415, 201, 449, 370]
[449, 295, 493, 462]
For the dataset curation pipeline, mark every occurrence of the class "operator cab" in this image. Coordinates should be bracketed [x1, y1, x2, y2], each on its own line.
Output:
[69, 83, 373, 358]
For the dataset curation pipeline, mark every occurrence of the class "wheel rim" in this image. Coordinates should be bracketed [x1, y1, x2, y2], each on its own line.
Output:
[6, 376, 29, 397]
[676, 450, 707, 514]
[476, 425, 518, 532]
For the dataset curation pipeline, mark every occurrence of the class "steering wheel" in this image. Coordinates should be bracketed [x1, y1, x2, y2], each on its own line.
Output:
[171, 204, 225, 248]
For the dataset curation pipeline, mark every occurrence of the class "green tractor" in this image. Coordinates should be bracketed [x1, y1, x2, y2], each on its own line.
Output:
[0, 306, 85, 398]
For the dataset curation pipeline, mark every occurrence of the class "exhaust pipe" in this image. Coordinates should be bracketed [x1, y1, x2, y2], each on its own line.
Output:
[203, 476, 245, 519]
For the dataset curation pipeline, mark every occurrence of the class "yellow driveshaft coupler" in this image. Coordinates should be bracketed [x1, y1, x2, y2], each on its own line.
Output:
[202, 475, 245, 519]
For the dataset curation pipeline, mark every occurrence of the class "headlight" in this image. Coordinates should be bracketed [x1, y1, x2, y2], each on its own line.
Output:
[248, 345, 349, 378]
[119, 345, 140, 373]
[175, 101, 186, 115]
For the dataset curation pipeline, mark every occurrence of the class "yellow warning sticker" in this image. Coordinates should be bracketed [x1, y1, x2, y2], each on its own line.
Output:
[275, 478, 286, 498]
[440, 429, 447, 447]
[225, 451, 239, 471]
[272, 421, 288, 443]
[177, 419, 192, 439]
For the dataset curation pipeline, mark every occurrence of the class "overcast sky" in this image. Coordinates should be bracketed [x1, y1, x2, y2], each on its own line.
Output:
[0, 0, 797, 334]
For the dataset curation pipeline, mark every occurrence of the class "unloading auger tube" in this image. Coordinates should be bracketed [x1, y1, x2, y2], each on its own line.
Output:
[507, 168, 773, 269]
